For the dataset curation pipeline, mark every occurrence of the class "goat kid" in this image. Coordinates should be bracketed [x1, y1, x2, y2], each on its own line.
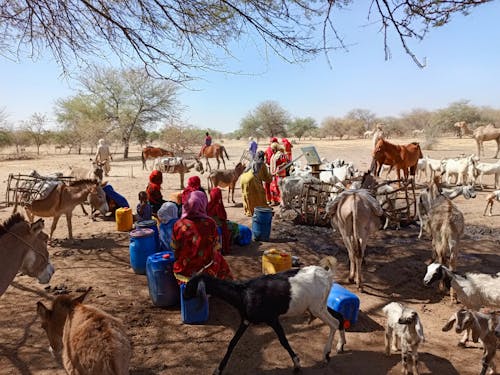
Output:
[383, 302, 425, 375]
[183, 256, 346, 374]
[442, 309, 498, 375]
[483, 190, 500, 216]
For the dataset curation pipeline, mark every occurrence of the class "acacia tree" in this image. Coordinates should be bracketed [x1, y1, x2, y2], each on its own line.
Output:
[23, 113, 48, 155]
[0, 1, 489, 79]
[288, 117, 317, 140]
[240, 101, 290, 138]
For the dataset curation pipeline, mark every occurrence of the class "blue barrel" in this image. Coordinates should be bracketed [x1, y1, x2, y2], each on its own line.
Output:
[180, 283, 209, 324]
[236, 224, 252, 246]
[146, 251, 179, 307]
[252, 207, 273, 241]
[136, 220, 160, 251]
[327, 283, 360, 328]
[129, 228, 156, 274]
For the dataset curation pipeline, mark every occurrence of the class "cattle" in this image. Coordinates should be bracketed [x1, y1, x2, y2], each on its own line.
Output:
[207, 162, 246, 203]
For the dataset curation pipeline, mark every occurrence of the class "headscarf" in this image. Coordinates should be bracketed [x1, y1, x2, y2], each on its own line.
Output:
[149, 169, 163, 185]
[181, 190, 210, 220]
[157, 201, 180, 224]
[270, 137, 278, 143]
[98, 139, 105, 146]
[271, 142, 279, 151]
[248, 150, 266, 174]
[207, 187, 227, 221]
[181, 176, 201, 204]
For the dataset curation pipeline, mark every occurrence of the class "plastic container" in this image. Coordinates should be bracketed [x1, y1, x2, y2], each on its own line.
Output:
[115, 207, 133, 232]
[136, 219, 160, 251]
[235, 224, 252, 246]
[262, 249, 292, 275]
[146, 251, 179, 307]
[327, 283, 360, 327]
[129, 228, 156, 274]
[252, 206, 273, 241]
[180, 283, 209, 324]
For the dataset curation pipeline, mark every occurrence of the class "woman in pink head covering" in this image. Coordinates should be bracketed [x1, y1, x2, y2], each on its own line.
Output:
[171, 191, 233, 284]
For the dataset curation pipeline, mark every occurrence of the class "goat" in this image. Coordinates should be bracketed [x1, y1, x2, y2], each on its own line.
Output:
[484, 190, 500, 216]
[207, 162, 246, 204]
[442, 309, 498, 375]
[423, 263, 500, 346]
[183, 256, 346, 374]
[36, 288, 131, 375]
[416, 158, 427, 181]
[441, 154, 478, 186]
[279, 175, 322, 210]
[441, 184, 477, 200]
[319, 162, 357, 185]
[474, 160, 500, 189]
[375, 184, 397, 230]
[425, 156, 444, 182]
[383, 302, 425, 375]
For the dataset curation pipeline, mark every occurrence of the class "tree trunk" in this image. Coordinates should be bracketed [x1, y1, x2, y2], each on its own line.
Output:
[123, 142, 130, 159]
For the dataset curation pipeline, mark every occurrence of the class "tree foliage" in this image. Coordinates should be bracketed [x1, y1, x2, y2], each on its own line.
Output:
[0, 1, 489, 79]
[288, 117, 317, 140]
[22, 113, 48, 155]
[239, 101, 290, 139]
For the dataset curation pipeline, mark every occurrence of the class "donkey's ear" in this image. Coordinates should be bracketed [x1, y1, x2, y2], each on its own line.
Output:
[442, 314, 456, 332]
[31, 218, 45, 234]
[73, 287, 92, 306]
[101, 181, 108, 187]
[36, 301, 50, 319]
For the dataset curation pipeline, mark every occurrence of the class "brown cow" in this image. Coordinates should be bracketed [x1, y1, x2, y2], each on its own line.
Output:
[37, 288, 131, 375]
[208, 162, 246, 203]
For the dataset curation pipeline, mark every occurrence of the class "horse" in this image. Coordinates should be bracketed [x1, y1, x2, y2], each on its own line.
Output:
[0, 213, 54, 296]
[141, 147, 174, 170]
[198, 143, 229, 171]
[154, 157, 204, 189]
[15, 179, 109, 240]
[370, 139, 423, 182]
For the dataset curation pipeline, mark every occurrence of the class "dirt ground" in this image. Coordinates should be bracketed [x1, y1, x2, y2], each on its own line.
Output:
[0, 137, 499, 375]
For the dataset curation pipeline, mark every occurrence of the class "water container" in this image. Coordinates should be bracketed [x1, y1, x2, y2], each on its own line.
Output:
[180, 283, 209, 324]
[262, 249, 292, 275]
[252, 206, 273, 241]
[116, 207, 133, 232]
[136, 220, 160, 251]
[146, 251, 179, 307]
[129, 228, 156, 275]
[235, 224, 252, 246]
[327, 283, 360, 328]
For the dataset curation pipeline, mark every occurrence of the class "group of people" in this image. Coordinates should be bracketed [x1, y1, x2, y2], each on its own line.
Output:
[241, 136, 293, 216]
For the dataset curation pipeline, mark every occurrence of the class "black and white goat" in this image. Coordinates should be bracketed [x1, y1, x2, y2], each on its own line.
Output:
[183, 256, 346, 374]
[442, 309, 499, 375]
[382, 302, 425, 375]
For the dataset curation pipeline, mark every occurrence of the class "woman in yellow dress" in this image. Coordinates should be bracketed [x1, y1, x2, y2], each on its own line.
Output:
[240, 150, 272, 217]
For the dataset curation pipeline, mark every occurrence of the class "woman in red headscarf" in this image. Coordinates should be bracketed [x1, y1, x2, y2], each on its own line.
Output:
[146, 169, 166, 213]
[207, 187, 239, 254]
[171, 190, 233, 284]
[181, 175, 206, 204]
[264, 137, 278, 203]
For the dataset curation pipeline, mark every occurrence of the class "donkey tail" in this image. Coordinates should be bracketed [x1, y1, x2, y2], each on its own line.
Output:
[141, 149, 146, 169]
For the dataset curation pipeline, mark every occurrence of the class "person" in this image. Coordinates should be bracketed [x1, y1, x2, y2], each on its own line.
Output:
[248, 137, 258, 159]
[181, 175, 206, 204]
[102, 183, 129, 216]
[281, 138, 293, 161]
[269, 143, 288, 205]
[146, 169, 166, 213]
[264, 137, 278, 204]
[95, 139, 113, 177]
[240, 151, 272, 217]
[157, 201, 180, 252]
[136, 191, 152, 222]
[207, 187, 239, 254]
[200, 131, 212, 156]
[171, 190, 233, 284]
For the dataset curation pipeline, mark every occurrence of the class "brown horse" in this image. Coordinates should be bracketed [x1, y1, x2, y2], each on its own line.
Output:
[199, 143, 229, 171]
[370, 139, 423, 181]
[142, 147, 174, 170]
[0, 213, 54, 296]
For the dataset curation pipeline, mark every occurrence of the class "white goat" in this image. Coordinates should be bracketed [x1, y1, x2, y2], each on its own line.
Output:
[483, 190, 500, 216]
[383, 302, 425, 375]
[279, 175, 321, 210]
[416, 158, 428, 182]
[474, 160, 500, 189]
[442, 309, 499, 375]
[376, 184, 397, 230]
[319, 162, 357, 185]
[425, 156, 444, 182]
[441, 154, 479, 186]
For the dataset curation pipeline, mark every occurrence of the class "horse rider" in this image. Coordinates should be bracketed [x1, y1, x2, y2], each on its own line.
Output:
[201, 132, 212, 155]
[95, 139, 112, 177]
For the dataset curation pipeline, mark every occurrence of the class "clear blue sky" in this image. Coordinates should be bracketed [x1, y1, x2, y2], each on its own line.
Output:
[1, 2, 500, 133]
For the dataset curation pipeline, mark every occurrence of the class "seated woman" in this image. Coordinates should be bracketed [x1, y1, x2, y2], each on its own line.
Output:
[171, 190, 233, 284]
[146, 170, 166, 213]
[181, 175, 206, 204]
[207, 187, 239, 254]
[240, 150, 272, 216]
[157, 201, 180, 252]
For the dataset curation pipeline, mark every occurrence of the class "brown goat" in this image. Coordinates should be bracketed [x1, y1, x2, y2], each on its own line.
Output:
[208, 162, 246, 203]
[36, 288, 131, 375]
[483, 190, 500, 216]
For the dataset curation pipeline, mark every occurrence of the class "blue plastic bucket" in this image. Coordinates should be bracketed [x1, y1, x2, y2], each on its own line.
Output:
[180, 283, 209, 324]
[252, 207, 273, 241]
[236, 224, 252, 246]
[129, 228, 156, 275]
[146, 251, 179, 307]
[327, 283, 360, 328]
[136, 220, 160, 251]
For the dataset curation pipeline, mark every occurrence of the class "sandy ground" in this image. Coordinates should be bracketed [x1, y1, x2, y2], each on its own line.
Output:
[0, 137, 499, 375]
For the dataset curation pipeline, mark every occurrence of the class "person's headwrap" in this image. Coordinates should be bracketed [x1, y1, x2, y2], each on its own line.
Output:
[181, 190, 210, 220]
[270, 137, 278, 143]
[271, 142, 279, 151]
[247, 150, 265, 174]
[207, 187, 227, 220]
[181, 176, 201, 204]
[98, 139, 105, 146]
[149, 169, 163, 185]
[157, 201, 180, 224]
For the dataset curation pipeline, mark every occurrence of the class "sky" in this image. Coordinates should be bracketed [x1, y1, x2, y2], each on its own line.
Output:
[1, 2, 500, 134]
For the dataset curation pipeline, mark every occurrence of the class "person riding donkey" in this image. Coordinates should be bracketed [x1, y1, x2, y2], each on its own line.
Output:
[200, 131, 212, 156]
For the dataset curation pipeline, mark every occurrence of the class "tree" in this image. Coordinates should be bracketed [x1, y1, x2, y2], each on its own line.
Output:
[23, 113, 48, 155]
[288, 117, 317, 140]
[433, 100, 482, 134]
[160, 123, 205, 155]
[399, 109, 434, 133]
[345, 109, 377, 131]
[239, 101, 290, 139]
[1, 1, 488, 79]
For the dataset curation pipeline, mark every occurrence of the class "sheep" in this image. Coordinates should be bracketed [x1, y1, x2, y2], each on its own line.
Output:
[182, 256, 346, 374]
[382, 302, 425, 375]
[483, 190, 500, 216]
[442, 309, 498, 375]
[423, 263, 500, 345]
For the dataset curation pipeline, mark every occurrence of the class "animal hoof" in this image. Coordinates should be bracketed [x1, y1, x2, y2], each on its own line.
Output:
[336, 344, 345, 354]
[458, 342, 466, 348]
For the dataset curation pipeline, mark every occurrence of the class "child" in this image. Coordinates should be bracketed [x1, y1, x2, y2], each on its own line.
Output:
[136, 191, 152, 222]
[146, 170, 166, 213]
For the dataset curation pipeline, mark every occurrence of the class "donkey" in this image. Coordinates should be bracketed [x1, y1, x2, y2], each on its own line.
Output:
[207, 162, 246, 203]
